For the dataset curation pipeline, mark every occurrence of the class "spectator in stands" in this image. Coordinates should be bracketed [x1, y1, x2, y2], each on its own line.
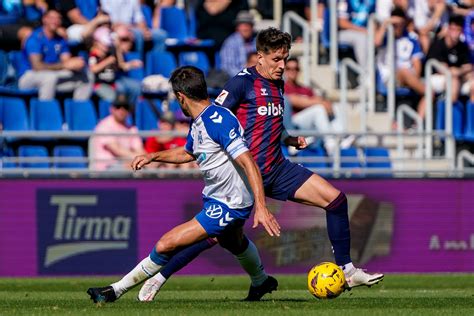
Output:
[152, 0, 175, 29]
[245, 51, 258, 68]
[0, 0, 45, 50]
[413, 0, 449, 53]
[220, 11, 257, 77]
[144, 110, 188, 169]
[90, 94, 145, 171]
[88, 26, 143, 104]
[426, 15, 473, 103]
[284, 57, 354, 155]
[46, 0, 110, 44]
[100, 0, 167, 56]
[375, 7, 427, 119]
[464, 7, 474, 62]
[194, 0, 248, 50]
[18, 9, 93, 100]
[337, 0, 376, 70]
[376, 0, 414, 23]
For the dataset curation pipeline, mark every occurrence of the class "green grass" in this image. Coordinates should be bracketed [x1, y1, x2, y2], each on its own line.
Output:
[1, 274, 474, 316]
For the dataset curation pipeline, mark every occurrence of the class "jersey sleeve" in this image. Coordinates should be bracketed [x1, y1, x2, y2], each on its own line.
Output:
[25, 34, 41, 56]
[184, 126, 194, 155]
[202, 107, 248, 159]
[214, 74, 246, 111]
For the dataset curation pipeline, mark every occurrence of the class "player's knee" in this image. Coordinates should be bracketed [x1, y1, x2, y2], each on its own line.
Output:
[156, 238, 175, 254]
[324, 191, 347, 212]
[220, 235, 249, 255]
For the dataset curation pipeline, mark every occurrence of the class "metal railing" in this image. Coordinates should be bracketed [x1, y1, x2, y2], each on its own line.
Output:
[396, 104, 423, 159]
[457, 150, 474, 170]
[425, 59, 454, 167]
[282, 11, 311, 86]
[329, 0, 338, 73]
[340, 58, 367, 133]
[1, 130, 468, 178]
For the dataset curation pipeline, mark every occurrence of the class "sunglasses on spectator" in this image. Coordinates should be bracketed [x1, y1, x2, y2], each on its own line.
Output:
[120, 37, 132, 42]
[285, 66, 299, 71]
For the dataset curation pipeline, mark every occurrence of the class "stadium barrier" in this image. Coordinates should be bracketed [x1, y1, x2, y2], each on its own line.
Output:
[0, 178, 473, 276]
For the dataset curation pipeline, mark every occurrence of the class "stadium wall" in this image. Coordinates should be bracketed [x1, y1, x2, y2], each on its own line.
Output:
[0, 179, 473, 276]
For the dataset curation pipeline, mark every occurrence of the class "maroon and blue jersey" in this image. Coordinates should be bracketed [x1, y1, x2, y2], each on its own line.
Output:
[215, 66, 286, 174]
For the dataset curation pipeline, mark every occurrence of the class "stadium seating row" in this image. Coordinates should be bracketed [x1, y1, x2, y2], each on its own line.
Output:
[0, 96, 174, 131]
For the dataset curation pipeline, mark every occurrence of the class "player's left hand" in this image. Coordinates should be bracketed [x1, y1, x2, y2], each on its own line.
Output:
[253, 206, 281, 237]
[295, 136, 308, 150]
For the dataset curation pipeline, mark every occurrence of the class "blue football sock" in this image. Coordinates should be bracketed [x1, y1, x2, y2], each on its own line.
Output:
[160, 238, 217, 279]
[325, 192, 352, 266]
[149, 246, 171, 266]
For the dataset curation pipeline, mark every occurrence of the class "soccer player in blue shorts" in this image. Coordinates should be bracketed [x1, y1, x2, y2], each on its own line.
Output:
[87, 66, 280, 304]
[137, 27, 384, 302]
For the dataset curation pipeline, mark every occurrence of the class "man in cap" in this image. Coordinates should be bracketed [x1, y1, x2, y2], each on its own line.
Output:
[220, 10, 257, 77]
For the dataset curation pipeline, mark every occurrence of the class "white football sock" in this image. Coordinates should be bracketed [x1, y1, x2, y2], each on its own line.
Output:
[235, 240, 268, 287]
[111, 256, 162, 298]
[149, 272, 167, 289]
[341, 262, 355, 276]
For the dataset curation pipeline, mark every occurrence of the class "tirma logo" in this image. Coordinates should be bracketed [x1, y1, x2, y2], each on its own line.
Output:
[37, 189, 137, 275]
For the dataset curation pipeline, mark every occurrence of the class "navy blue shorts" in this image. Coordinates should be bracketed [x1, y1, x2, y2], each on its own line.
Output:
[262, 159, 313, 201]
[195, 197, 252, 237]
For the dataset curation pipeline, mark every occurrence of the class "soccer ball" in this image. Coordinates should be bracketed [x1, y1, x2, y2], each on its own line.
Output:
[307, 262, 346, 299]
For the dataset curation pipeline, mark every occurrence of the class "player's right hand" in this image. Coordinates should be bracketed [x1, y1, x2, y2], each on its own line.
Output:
[131, 154, 153, 171]
[253, 206, 281, 237]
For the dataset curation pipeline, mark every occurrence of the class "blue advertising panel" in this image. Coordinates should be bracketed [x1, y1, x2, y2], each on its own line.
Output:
[37, 189, 137, 275]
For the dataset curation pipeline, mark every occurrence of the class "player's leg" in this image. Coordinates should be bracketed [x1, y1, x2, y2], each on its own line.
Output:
[138, 237, 218, 301]
[87, 218, 208, 303]
[218, 226, 277, 301]
[292, 173, 384, 288]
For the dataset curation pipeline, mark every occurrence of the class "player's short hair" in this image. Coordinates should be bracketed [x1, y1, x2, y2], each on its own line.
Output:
[170, 66, 209, 101]
[256, 27, 292, 54]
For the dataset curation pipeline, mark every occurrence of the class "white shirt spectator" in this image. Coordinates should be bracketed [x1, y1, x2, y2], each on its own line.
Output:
[100, 0, 144, 25]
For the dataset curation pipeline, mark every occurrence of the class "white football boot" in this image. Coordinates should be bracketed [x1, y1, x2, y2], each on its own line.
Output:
[137, 278, 162, 302]
[344, 268, 384, 289]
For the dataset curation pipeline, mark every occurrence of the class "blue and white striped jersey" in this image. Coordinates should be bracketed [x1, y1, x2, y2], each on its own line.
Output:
[185, 104, 253, 209]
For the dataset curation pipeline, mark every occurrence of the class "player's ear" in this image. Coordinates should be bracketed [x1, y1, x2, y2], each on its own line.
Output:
[256, 51, 264, 65]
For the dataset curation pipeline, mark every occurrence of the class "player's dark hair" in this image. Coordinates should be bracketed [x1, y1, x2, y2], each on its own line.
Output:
[169, 66, 209, 101]
[449, 14, 464, 28]
[256, 27, 292, 54]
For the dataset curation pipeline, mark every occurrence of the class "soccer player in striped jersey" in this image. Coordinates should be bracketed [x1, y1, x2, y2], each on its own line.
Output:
[138, 28, 384, 302]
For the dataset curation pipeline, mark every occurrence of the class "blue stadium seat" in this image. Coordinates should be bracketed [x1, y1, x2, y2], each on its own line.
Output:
[30, 98, 63, 131]
[53, 145, 87, 169]
[0, 51, 38, 96]
[364, 147, 392, 169]
[1, 97, 29, 131]
[18, 145, 49, 168]
[0, 50, 8, 86]
[98, 99, 112, 120]
[145, 50, 177, 78]
[135, 99, 161, 131]
[297, 146, 328, 169]
[178, 51, 210, 75]
[340, 147, 362, 168]
[435, 100, 464, 140]
[64, 99, 98, 131]
[1, 147, 17, 168]
[160, 7, 189, 41]
[141, 4, 153, 29]
[124, 51, 144, 81]
[76, 0, 98, 20]
[463, 101, 474, 142]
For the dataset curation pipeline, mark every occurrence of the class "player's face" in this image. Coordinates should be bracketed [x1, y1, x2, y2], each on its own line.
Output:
[176, 93, 191, 117]
[258, 48, 289, 80]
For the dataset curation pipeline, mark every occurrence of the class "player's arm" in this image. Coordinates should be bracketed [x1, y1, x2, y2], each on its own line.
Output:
[234, 151, 280, 237]
[131, 147, 195, 170]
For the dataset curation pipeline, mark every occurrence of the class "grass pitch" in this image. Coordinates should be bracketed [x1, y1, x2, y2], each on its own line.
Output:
[1, 274, 473, 316]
